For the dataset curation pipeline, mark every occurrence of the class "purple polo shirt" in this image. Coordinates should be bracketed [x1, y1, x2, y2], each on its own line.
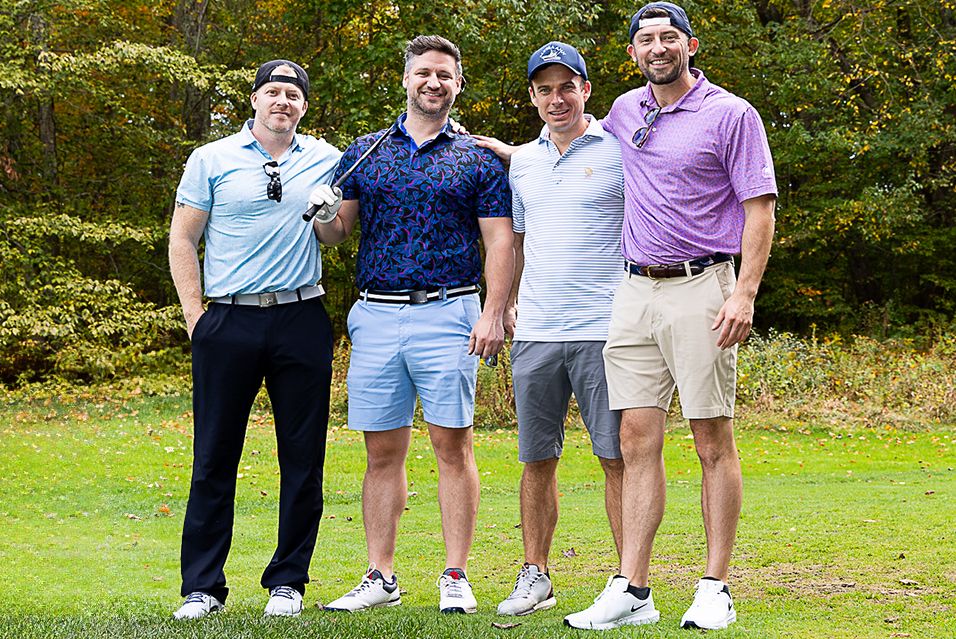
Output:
[602, 69, 777, 265]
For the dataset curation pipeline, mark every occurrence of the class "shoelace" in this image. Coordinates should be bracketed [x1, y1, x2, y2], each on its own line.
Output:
[184, 592, 208, 605]
[347, 575, 376, 597]
[509, 566, 537, 599]
[440, 575, 464, 598]
[593, 577, 616, 603]
[271, 585, 297, 600]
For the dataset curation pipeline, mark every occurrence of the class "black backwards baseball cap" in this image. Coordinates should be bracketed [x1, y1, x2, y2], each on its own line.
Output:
[629, 2, 695, 41]
[252, 59, 310, 100]
[527, 41, 588, 82]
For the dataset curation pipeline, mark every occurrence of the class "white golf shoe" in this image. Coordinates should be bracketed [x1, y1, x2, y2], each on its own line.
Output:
[324, 567, 401, 611]
[264, 585, 303, 617]
[438, 568, 477, 614]
[173, 591, 224, 620]
[680, 578, 737, 629]
[563, 576, 660, 630]
[497, 563, 556, 616]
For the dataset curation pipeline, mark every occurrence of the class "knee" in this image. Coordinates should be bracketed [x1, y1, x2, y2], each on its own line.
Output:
[599, 457, 624, 479]
[691, 420, 737, 469]
[619, 428, 663, 464]
[434, 441, 474, 468]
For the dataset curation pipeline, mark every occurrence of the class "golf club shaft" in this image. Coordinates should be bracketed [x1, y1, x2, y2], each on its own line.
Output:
[303, 124, 395, 222]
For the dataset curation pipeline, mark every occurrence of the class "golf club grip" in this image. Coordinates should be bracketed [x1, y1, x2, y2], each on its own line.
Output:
[303, 124, 395, 222]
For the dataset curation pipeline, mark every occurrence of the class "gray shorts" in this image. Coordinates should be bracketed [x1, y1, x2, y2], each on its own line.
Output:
[511, 340, 622, 463]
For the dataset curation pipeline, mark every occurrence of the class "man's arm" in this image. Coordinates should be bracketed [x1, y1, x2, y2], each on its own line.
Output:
[712, 194, 776, 349]
[168, 203, 210, 338]
[504, 232, 525, 337]
[469, 217, 515, 358]
[312, 199, 359, 246]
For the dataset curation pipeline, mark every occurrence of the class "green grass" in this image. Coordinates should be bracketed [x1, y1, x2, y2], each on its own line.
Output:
[1, 392, 953, 638]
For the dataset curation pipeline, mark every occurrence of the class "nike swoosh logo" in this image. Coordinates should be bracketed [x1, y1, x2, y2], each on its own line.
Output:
[631, 603, 648, 612]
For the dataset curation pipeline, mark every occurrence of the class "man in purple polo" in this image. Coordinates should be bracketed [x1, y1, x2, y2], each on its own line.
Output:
[564, 1, 777, 631]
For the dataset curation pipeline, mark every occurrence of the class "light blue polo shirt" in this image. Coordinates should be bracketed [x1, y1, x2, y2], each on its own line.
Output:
[176, 120, 341, 298]
[510, 115, 625, 341]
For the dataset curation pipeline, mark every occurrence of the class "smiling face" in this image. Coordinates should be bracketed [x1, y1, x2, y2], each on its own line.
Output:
[250, 65, 308, 135]
[404, 50, 462, 119]
[529, 64, 591, 137]
[627, 24, 699, 86]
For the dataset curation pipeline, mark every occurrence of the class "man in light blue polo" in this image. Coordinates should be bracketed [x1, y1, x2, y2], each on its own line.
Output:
[474, 42, 625, 617]
[169, 60, 341, 619]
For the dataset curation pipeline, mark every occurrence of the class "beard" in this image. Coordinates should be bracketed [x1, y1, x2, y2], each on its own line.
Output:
[639, 57, 686, 85]
[409, 90, 455, 119]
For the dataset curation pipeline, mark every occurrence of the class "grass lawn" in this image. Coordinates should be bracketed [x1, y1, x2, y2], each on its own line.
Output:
[0, 391, 953, 638]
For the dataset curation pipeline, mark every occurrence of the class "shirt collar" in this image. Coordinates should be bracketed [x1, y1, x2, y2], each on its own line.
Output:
[536, 114, 606, 145]
[395, 112, 455, 140]
[638, 68, 709, 113]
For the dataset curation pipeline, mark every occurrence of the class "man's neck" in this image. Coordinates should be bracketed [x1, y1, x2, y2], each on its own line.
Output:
[404, 109, 448, 146]
[251, 123, 295, 160]
[649, 70, 696, 108]
[549, 117, 590, 156]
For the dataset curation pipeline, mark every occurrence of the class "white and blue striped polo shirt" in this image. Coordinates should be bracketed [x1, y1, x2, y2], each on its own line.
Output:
[510, 115, 625, 342]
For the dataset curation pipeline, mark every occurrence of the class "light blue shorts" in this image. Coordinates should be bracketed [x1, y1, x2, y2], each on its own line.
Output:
[346, 294, 481, 430]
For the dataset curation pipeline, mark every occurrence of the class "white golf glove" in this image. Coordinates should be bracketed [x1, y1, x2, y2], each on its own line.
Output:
[308, 185, 343, 223]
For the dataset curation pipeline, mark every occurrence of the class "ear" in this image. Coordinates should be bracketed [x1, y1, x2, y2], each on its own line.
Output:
[528, 85, 537, 107]
[626, 43, 637, 62]
[301, 100, 308, 115]
[250, 92, 258, 110]
[402, 72, 408, 88]
[581, 80, 592, 102]
[687, 37, 700, 56]
[455, 75, 463, 94]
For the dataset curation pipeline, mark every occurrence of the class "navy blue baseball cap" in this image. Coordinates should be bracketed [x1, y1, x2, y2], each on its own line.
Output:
[252, 59, 310, 100]
[629, 2, 694, 41]
[527, 41, 588, 82]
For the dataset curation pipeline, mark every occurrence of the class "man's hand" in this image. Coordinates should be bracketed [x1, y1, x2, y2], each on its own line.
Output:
[503, 304, 517, 338]
[472, 135, 520, 166]
[712, 292, 754, 349]
[185, 309, 205, 340]
[309, 185, 343, 223]
[468, 313, 505, 359]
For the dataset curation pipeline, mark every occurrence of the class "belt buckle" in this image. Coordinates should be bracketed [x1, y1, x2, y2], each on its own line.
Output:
[408, 290, 429, 304]
[643, 264, 664, 280]
[259, 292, 278, 307]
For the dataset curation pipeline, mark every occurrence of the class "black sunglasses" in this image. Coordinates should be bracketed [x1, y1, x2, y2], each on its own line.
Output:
[631, 107, 662, 149]
[263, 161, 281, 202]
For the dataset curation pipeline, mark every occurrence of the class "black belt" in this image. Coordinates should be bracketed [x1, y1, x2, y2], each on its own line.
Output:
[359, 285, 479, 305]
[626, 253, 733, 279]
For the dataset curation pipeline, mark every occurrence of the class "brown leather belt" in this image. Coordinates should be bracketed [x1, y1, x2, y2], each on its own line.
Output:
[626, 254, 733, 279]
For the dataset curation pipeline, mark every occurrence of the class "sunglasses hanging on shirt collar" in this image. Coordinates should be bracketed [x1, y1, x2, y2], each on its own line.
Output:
[263, 161, 282, 202]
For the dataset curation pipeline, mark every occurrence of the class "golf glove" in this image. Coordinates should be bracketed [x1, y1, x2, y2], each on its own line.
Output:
[308, 185, 343, 223]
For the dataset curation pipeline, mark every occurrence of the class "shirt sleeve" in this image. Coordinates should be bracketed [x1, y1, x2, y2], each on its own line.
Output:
[175, 148, 213, 212]
[333, 140, 363, 201]
[509, 162, 525, 233]
[724, 106, 778, 202]
[474, 148, 512, 219]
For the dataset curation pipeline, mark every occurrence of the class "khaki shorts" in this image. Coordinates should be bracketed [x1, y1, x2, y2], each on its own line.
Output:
[603, 262, 737, 419]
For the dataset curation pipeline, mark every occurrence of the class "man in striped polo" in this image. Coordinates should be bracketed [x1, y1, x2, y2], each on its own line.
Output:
[564, 2, 777, 631]
[475, 41, 626, 617]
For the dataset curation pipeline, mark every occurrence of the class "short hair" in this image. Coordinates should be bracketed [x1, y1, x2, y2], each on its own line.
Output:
[404, 35, 463, 77]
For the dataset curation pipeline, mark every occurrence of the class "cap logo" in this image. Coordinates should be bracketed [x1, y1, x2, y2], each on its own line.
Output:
[539, 44, 565, 63]
[639, 17, 673, 29]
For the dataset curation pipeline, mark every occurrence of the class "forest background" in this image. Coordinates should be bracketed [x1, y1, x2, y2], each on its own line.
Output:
[0, 0, 954, 386]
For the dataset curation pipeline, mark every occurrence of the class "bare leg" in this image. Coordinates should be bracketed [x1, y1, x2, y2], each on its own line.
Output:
[618, 407, 667, 587]
[428, 424, 480, 571]
[690, 417, 741, 582]
[520, 458, 559, 569]
[599, 457, 625, 560]
[362, 428, 412, 578]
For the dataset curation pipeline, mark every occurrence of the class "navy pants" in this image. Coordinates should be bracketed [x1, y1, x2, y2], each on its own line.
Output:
[180, 297, 333, 603]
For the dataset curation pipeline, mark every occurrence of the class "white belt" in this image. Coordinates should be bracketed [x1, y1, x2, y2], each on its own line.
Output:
[211, 284, 325, 307]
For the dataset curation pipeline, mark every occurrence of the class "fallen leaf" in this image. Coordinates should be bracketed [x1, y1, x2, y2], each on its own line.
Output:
[924, 490, 935, 495]
[562, 547, 577, 558]
[884, 617, 899, 623]
[899, 579, 918, 586]
[260, 490, 268, 496]
[897, 553, 905, 559]
[492, 622, 522, 629]
[157, 504, 171, 515]
[125, 513, 141, 520]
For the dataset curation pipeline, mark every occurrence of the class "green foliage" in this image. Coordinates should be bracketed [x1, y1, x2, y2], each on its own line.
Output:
[0, 0, 954, 384]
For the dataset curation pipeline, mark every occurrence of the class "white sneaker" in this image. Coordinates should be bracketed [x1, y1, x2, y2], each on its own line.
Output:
[680, 578, 736, 629]
[438, 568, 477, 614]
[497, 563, 557, 616]
[324, 567, 401, 612]
[563, 576, 660, 630]
[173, 591, 224, 620]
[264, 585, 303, 617]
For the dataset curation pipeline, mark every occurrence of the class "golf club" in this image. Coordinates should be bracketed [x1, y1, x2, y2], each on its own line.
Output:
[303, 124, 396, 222]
